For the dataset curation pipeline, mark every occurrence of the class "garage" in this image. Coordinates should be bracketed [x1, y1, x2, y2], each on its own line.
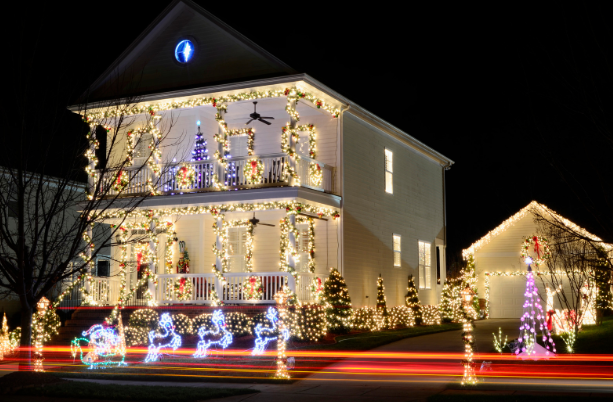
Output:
[489, 275, 531, 318]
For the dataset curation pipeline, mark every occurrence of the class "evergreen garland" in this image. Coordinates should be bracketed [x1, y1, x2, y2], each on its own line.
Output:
[405, 275, 422, 324]
[323, 267, 352, 333]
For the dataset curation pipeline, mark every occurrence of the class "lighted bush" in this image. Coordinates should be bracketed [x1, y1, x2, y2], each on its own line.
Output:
[289, 304, 327, 341]
[421, 305, 441, 325]
[172, 313, 194, 335]
[224, 312, 252, 337]
[388, 306, 416, 328]
[125, 326, 148, 346]
[352, 307, 376, 331]
[193, 313, 212, 331]
[128, 309, 159, 331]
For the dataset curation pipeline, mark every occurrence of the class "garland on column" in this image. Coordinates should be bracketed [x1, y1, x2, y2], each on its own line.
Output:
[124, 122, 163, 195]
[279, 207, 316, 278]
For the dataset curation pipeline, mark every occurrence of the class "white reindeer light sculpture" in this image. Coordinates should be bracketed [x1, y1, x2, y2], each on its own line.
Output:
[194, 310, 233, 358]
[252, 307, 289, 356]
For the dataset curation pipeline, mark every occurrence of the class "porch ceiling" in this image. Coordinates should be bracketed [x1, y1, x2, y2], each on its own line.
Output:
[99, 186, 340, 215]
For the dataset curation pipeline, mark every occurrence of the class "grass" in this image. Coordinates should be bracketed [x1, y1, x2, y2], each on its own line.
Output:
[553, 315, 613, 354]
[295, 322, 462, 351]
[17, 381, 258, 402]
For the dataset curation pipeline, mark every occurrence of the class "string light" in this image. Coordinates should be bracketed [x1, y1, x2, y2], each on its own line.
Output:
[194, 310, 233, 358]
[144, 313, 182, 363]
[70, 324, 126, 369]
[323, 267, 352, 333]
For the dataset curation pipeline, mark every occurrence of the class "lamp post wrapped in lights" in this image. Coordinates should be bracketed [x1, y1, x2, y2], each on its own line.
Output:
[460, 285, 477, 385]
[34, 296, 50, 372]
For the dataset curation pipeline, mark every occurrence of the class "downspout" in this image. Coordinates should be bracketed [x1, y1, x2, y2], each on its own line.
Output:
[338, 104, 350, 277]
[442, 162, 451, 280]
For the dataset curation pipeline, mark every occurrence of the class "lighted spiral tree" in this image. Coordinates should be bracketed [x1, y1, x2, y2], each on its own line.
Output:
[460, 285, 477, 385]
[517, 236, 556, 357]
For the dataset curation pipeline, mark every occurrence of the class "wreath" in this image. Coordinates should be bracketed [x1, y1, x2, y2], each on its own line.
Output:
[242, 276, 263, 300]
[175, 164, 196, 189]
[309, 163, 323, 186]
[520, 235, 552, 268]
[310, 277, 324, 301]
[247, 159, 264, 184]
[174, 277, 193, 301]
[112, 170, 129, 192]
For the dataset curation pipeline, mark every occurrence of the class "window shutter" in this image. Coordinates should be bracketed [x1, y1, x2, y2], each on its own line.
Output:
[419, 265, 425, 289]
[228, 227, 247, 272]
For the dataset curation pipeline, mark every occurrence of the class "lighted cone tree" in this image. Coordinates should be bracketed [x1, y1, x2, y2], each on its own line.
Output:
[517, 262, 557, 356]
[376, 274, 389, 329]
[405, 275, 422, 324]
[440, 279, 463, 322]
[323, 268, 352, 333]
[191, 126, 208, 161]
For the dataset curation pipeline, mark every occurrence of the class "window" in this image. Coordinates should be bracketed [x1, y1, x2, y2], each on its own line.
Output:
[229, 135, 249, 158]
[134, 133, 153, 165]
[7, 201, 18, 218]
[418, 241, 431, 289]
[228, 227, 248, 272]
[393, 235, 401, 267]
[295, 224, 311, 272]
[385, 149, 393, 194]
[436, 246, 441, 285]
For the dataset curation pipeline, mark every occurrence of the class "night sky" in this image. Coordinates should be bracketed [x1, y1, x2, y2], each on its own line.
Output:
[9, 1, 612, 264]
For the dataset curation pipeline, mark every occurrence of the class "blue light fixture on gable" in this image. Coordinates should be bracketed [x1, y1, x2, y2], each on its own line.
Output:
[175, 40, 194, 63]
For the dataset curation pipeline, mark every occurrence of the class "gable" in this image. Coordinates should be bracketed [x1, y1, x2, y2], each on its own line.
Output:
[86, 0, 296, 102]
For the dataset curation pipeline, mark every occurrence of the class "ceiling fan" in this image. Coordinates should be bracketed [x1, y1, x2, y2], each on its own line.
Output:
[249, 212, 275, 227]
[245, 102, 274, 125]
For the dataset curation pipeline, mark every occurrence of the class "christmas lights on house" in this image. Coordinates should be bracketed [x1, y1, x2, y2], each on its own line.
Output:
[144, 313, 182, 363]
[194, 310, 233, 358]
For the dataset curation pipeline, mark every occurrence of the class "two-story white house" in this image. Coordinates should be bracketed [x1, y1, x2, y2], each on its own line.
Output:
[70, 0, 453, 310]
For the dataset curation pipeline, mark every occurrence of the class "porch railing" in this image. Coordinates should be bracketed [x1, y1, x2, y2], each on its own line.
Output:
[96, 153, 333, 196]
[295, 272, 326, 304]
[90, 276, 120, 305]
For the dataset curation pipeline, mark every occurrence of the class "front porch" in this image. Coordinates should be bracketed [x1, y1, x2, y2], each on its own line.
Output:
[65, 272, 324, 307]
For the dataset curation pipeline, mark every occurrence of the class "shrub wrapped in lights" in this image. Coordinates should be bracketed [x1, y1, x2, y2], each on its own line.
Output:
[323, 267, 352, 333]
[224, 312, 253, 337]
[288, 304, 327, 342]
[125, 309, 159, 346]
[421, 305, 442, 325]
[351, 307, 376, 331]
[388, 306, 416, 328]
[172, 314, 194, 335]
[405, 275, 422, 324]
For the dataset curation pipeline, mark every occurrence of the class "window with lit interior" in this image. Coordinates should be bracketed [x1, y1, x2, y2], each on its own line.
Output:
[393, 235, 401, 267]
[418, 241, 431, 289]
[385, 149, 393, 194]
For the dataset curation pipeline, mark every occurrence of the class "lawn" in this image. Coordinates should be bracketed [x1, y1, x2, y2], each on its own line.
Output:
[16, 381, 258, 402]
[554, 315, 613, 354]
[295, 322, 462, 351]
[429, 394, 608, 402]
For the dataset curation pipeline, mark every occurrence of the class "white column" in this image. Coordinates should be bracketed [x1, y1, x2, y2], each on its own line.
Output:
[86, 226, 93, 294]
[148, 220, 157, 298]
[288, 214, 296, 274]
[288, 99, 298, 186]
[216, 108, 226, 186]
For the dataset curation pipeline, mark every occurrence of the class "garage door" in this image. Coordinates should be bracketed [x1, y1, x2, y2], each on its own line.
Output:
[489, 276, 532, 318]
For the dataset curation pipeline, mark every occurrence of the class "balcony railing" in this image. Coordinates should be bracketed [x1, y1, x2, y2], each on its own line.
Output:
[97, 153, 333, 197]
[155, 272, 322, 305]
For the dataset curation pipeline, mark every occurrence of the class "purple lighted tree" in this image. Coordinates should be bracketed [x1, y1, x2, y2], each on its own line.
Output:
[191, 124, 208, 161]
[517, 259, 557, 356]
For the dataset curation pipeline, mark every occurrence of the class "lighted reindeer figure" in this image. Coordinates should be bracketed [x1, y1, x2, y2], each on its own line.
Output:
[70, 324, 126, 369]
[144, 313, 182, 363]
[194, 310, 233, 358]
[252, 307, 289, 355]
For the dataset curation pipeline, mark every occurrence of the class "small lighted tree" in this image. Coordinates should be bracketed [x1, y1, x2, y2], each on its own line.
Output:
[323, 268, 352, 333]
[375, 274, 389, 330]
[191, 124, 208, 161]
[405, 275, 421, 324]
[440, 279, 463, 322]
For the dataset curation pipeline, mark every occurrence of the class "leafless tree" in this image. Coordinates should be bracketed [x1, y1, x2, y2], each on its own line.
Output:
[534, 211, 606, 351]
[0, 85, 185, 365]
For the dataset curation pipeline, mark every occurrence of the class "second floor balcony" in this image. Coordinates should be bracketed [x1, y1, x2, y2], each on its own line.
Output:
[96, 153, 334, 198]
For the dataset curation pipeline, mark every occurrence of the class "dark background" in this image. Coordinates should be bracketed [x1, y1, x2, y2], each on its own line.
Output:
[8, 1, 612, 265]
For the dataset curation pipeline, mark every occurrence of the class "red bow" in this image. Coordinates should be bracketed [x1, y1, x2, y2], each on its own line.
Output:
[533, 236, 542, 258]
[546, 310, 555, 331]
[249, 277, 257, 294]
[136, 251, 142, 272]
[116, 171, 123, 186]
[316, 277, 322, 292]
[251, 160, 258, 176]
[180, 277, 186, 293]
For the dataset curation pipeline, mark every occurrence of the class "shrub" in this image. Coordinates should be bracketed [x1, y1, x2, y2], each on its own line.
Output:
[352, 307, 376, 331]
[224, 312, 252, 337]
[172, 313, 194, 335]
[421, 305, 441, 325]
[323, 268, 352, 333]
[128, 309, 159, 331]
[125, 326, 148, 346]
[193, 313, 212, 331]
[289, 304, 327, 341]
[388, 306, 416, 328]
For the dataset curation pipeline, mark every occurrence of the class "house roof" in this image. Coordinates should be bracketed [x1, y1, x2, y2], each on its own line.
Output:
[462, 201, 611, 259]
[82, 0, 296, 103]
